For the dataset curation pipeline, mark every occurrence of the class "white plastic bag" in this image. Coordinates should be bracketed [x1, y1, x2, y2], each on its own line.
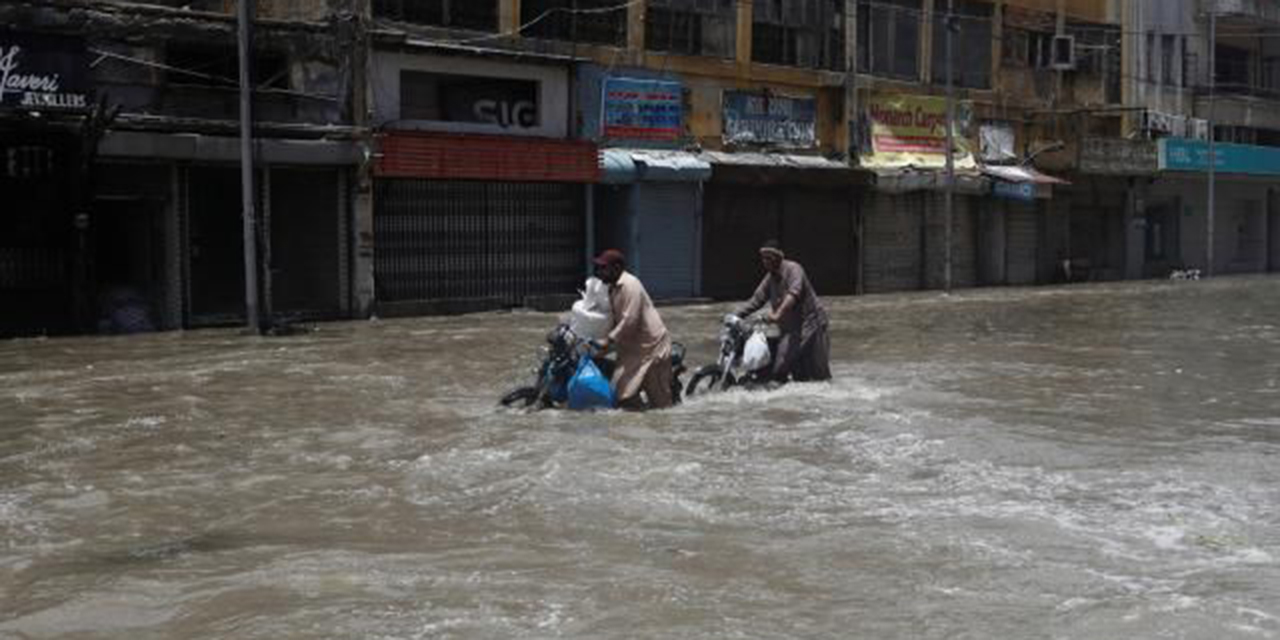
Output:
[741, 329, 771, 372]
[568, 277, 612, 341]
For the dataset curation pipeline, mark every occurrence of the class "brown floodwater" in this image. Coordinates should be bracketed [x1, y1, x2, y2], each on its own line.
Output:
[2, 276, 1278, 639]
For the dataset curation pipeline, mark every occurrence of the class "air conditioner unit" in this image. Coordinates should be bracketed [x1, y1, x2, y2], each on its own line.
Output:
[1050, 35, 1076, 70]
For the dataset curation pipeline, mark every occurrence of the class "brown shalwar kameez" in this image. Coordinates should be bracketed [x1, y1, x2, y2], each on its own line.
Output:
[607, 271, 673, 409]
[736, 259, 832, 382]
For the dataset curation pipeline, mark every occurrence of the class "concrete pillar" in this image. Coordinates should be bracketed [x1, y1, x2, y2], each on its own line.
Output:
[627, 0, 646, 54]
[736, 0, 753, 74]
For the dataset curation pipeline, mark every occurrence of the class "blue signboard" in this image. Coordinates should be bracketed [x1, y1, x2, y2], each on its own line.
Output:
[1159, 138, 1280, 176]
[992, 180, 1036, 201]
[722, 91, 817, 148]
[601, 77, 682, 141]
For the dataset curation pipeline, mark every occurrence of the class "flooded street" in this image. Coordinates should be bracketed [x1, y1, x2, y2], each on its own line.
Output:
[3, 277, 1279, 639]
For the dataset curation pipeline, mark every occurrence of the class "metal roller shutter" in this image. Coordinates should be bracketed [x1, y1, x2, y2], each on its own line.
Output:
[782, 188, 857, 296]
[701, 185, 781, 299]
[374, 179, 584, 307]
[924, 194, 978, 290]
[864, 192, 925, 293]
[1006, 201, 1040, 285]
[634, 183, 699, 299]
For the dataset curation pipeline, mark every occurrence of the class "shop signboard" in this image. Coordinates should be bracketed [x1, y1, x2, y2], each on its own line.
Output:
[993, 180, 1036, 201]
[601, 77, 682, 141]
[1079, 138, 1157, 175]
[722, 90, 817, 148]
[1159, 138, 1280, 176]
[0, 31, 89, 111]
[863, 93, 975, 169]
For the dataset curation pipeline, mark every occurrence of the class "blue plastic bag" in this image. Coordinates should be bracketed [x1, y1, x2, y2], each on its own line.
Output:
[567, 356, 615, 410]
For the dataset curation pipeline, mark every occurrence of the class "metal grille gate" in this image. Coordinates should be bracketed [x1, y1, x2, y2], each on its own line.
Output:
[374, 179, 585, 306]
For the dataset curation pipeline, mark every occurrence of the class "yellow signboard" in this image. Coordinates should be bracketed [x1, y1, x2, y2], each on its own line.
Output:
[864, 93, 976, 170]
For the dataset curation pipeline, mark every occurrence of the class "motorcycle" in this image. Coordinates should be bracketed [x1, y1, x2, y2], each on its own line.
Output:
[684, 314, 778, 396]
[500, 323, 687, 410]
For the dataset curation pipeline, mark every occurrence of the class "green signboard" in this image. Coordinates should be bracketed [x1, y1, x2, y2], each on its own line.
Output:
[1159, 138, 1280, 176]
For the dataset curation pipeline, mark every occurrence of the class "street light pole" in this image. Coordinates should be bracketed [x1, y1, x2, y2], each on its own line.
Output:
[944, 0, 956, 293]
[1206, 9, 1216, 277]
[238, 0, 260, 333]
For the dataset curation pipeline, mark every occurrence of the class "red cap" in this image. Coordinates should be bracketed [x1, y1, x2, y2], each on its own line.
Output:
[593, 248, 625, 267]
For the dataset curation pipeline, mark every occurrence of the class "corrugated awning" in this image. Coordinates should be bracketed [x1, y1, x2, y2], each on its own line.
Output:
[867, 167, 989, 195]
[981, 164, 1070, 185]
[700, 151, 868, 186]
[700, 151, 849, 170]
[599, 149, 712, 184]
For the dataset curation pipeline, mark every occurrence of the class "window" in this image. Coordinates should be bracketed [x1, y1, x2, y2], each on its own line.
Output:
[522, 0, 627, 46]
[645, 0, 736, 59]
[858, 0, 920, 79]
[166, 44, 289, 90]
[753, 0, 845, 71]
[1216, 44, 1251, 89]
[1161, 35, 1178, 85]
[931, 0, 992, 89]
[1146, 33, 1156, 82]
[373, 0, 498, 32]
[400, 71, 540, 130]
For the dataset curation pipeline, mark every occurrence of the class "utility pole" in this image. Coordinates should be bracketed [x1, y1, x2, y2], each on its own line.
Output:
[943, 0, 956, 293]
[238, 0, 260, 333]
[1206, 9, 1216, 277]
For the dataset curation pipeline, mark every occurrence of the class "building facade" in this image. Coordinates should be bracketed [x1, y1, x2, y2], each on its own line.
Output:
[1, 0, 362, 337]
[5, 0, 1276, 337]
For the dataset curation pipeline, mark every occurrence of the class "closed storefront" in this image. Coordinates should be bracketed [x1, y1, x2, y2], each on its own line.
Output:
[862, 192, 925, 294]
[268, 168, 348, 318]
[373, 132, 598, 312]
[1006, 201, 1040, 285]
[702, 183, 858, 300]
[924, 193, 978, 290]
[375, 179, 584, 307]
[0, 128, 80, 337]
[700, 154, 860, 300]
[632, 183, 700, 299]
[596, 150, 709, 300]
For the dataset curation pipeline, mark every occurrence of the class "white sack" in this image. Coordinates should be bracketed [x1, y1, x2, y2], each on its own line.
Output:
[741, 329, 771, 372]
[568, 277, 613, 341]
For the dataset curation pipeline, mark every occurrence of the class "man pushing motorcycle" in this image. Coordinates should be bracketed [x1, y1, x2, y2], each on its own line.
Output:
[590, 249, 675, 410]
[733, 239, 832, 383]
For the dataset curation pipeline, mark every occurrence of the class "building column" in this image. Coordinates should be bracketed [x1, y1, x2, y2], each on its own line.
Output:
[736, 0, 753, 74]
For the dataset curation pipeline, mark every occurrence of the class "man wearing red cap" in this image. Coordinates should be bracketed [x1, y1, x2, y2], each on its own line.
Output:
[591, 249, 674, 409]
[735, 239, 831, 382]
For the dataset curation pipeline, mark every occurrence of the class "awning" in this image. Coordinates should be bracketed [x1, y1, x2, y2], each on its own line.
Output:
[868, 167, 990, 195]
[981, 164, 1070, 185]
[981, 164, 1069, 201]
[700, 151, 868, 186]
[599, 149, 712, 184]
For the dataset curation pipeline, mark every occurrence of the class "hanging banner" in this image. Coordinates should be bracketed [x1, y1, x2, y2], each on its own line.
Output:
[722, 90, 817, 149]
[601, 77, 682, 141]
[0, 32, 89, 111]
[863, 93, 975, 169]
